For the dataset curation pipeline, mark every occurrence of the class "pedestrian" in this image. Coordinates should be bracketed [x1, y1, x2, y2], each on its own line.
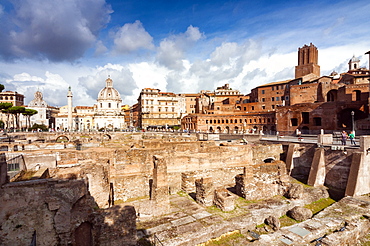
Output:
[296, 129, 302, 141]
[341, 131, 348, 145]
[348, 131, 356, 145]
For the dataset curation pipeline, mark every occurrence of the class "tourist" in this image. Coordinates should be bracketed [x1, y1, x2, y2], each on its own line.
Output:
[296, 129, 302, 140]
[349, 131, 356, 145]
[341, 131, 348, 145]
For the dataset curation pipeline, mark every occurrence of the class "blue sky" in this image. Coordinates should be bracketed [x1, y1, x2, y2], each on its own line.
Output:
[0, 0, 369, 106]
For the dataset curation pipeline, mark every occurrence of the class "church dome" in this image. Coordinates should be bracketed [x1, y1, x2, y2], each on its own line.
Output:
[28, 91, 48, 107]
[97, 78, 122, 101]
[349, 55, 360, 63]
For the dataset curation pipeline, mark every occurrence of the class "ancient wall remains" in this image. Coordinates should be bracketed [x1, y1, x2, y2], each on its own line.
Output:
[0, 179, 136, 246]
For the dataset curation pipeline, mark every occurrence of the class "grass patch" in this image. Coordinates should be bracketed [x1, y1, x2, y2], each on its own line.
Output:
[237, 197, 259, 204]
[279, 215, 298, 227]
[197, 230, 244, 246]
[304, 197, 335, 215]
[291, 179, 313, 188]
[256, 223, 266, 228]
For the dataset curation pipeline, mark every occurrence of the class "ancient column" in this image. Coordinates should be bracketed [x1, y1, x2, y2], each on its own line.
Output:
[195, 177, 214, 206]
[152, 155, 169, 214]
[67, 86, 73, 131]
[0, 153, 8, 185]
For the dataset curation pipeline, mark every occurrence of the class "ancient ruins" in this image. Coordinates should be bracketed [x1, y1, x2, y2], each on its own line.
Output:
[1, 131, 370, 245]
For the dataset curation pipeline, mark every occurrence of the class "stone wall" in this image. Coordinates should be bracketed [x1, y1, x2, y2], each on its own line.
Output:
[0, 179, 137, 246]
[49, 141, 283, 203]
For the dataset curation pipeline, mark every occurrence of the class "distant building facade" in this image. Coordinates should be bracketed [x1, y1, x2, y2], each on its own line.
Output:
[181, 44, 370, 135]
[55, 77, 126, 131]
[137, 88, 186, 130]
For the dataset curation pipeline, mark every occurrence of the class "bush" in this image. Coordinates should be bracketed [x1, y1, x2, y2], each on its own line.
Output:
[29, 123, 48, 132]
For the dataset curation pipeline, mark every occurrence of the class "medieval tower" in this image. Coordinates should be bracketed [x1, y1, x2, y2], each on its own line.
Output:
[295, 43, 320, 79]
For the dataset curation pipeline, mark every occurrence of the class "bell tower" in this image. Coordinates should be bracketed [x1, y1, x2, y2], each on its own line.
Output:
[295, 43, 320, 79]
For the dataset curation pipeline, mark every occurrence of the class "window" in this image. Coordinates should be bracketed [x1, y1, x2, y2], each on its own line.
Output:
[302, 112, 309, 124]
[262, 90, 265, 94]
[262, 105, 265, 109]
[108, 103, 111, 108]
[313, 117, 322, 126]
[272, 105, 275, 109]
[244, 107, 247, 111]
[291, 118, 298, 126]
[251, 106, 255, 110]
[262, 98, 265, 102]
[272, 97, 275, 101]
[276, 97, 280, 101]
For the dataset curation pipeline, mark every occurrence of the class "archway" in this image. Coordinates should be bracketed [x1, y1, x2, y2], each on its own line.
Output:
[74, 222, 92, 246]
[337, 108, 367, 129]
[102, 134, 112, 141]
[0, 145, 8, 151]
[56, 135, 69, 142]
[326, 89, 338, 102]
[217, 126, 222, 133]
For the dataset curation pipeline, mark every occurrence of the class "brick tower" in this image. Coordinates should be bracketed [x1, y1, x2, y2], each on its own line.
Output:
[295, 43, 320, 79]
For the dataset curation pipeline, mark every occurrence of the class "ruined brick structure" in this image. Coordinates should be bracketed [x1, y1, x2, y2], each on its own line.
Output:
[295, 43, 320, 79]
[181, 44, 370, 135]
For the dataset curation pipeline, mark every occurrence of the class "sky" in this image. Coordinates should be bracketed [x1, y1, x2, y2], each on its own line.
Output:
[0, 0, 370, 107]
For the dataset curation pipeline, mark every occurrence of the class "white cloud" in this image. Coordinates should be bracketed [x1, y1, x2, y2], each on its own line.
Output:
[94, 41, 108, 56]
[156, 25, 204, 70]
[112, 20, 154, 54]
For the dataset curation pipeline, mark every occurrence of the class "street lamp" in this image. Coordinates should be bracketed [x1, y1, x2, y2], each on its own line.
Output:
[351, 111, 355, 134]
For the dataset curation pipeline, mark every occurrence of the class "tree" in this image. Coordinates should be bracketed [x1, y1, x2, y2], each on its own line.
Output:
[0, 84, 4, 93]
[8, 106, 25, 130]
[0, 103, 13, 129]
[22, 109, 38, 129]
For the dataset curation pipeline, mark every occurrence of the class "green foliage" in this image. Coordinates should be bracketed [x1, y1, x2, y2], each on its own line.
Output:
[304, 197, 335, 215]
[8, 106, 25, 114]
[0, 102, 12, 111]
[22, 108, 38, 116]
[199, 230, 244, 246]
[0, 84, 4, 92]
[0, 120, 4, 129]
[279, 215, 298, 227]
[30, 123, 48, 131]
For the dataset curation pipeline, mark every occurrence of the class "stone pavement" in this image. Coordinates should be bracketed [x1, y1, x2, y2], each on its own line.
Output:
[254, 196, 370, 245]
[122, 192, 370, 246]
[123, 187, 329, 246]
